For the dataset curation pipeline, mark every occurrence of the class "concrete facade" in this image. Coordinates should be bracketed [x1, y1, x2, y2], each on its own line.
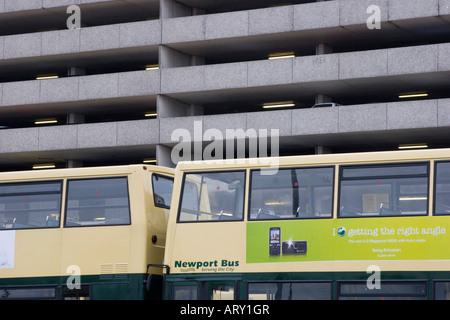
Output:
[0, 0, 449, 170]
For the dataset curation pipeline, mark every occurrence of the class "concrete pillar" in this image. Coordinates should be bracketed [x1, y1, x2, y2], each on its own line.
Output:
[67, 113, 85, 124]
[192, 8, 206, 15]
[157, 95, 203, 118]
[156, 144, 176, 168]
[191, 55, 205, 66]
[157, 95, 189, 118]
[315, 94, 333, 104]
[158, 44, 205, 118]
[159, 45, 191, 69]
[68, 67, 86, 76]
[315, 43, 333, 105]
[66, 160, 83, 168]
[159, 45, 205, 69]
[316, 43, 333, 55]
[315, 145, 331, 154]
[160, 0, 192, 18]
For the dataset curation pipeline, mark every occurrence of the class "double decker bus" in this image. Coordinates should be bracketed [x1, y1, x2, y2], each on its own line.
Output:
[0, 164, 173, 300]
[163, 148, 450, 300]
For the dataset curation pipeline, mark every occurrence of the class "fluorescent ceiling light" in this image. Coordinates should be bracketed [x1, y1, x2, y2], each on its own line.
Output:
[33, 164, 56, 170]
[145, 64, 159, 70]
[36, 75, 59, 80]
[35, 119, 58, 125]
[145, 112, 157, 117]
[399, 197, 427, 201]
[265, 201, 289, 205]
[398, 92, 428, 99]
[268, 52, 295, 60]
[263, 101, 295, 109]
[398, 144, 428, 150]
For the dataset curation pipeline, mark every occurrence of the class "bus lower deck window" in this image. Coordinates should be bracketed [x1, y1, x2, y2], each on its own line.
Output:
[248, 282, 331, 300]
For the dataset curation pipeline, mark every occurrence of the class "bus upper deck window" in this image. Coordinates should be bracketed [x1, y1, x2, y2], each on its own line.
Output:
[65, 177, 131, 227]
[435, 161, 450, 215]
[0, 181, 62, 230]
[152, 174, 174, 209]
[249, 167, 334, 220]
[339, 163, 428, 218]
[178, 171, 245, 222]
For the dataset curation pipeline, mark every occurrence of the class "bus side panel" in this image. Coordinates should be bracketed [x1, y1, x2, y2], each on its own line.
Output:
[60, 226, 132, 298]
[0, 229, 61, 280]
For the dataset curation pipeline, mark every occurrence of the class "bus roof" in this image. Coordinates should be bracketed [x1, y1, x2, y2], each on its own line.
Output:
[174, 148, 450, 172]
[0, 164, 174, 182]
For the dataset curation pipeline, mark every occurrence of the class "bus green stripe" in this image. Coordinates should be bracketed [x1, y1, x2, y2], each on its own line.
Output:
[0, 273, 151, 300]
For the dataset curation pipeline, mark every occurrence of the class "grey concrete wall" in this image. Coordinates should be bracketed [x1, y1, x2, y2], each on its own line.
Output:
[442, 0, 450, 18]
[0, 119, 159, 153]
[158, 0, 445, 45]
[159, 43, 449, 94]
[0, 0, 446, 71]
[0, 69, 160, 107]
[0, 0, 117, 12]
[0, 85, 447, 162]
[1, 20, 161, 60]
[0, 43, 448, 107]
[0, 0, 445, 20]
[389, 0, 439, 20]
[0, 0, 447, 53]
[157, 98, 450, 145]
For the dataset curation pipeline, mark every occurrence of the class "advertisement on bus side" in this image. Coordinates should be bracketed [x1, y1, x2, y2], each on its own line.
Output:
[246, 216, 450, 263]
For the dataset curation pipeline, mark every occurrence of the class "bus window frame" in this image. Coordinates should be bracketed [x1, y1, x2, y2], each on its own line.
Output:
[151, 173, 174, 210]
[170, 281, 200, 300]
[64, 176, 132, 228]
[247, 281, 332, 300]
[0, 179, 63, 230]
[433, 280, 450, 300]
[177, 170, 247, 223]
[0, 284, 57, 300]
[337, 280, 428, 300]
[248, 165, 335, 221]
[337, 161, 430, 219]
[433, 160, 450, 216]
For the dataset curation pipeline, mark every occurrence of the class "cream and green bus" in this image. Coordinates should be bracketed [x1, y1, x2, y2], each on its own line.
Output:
[0, 164, 173, 300]
[163, 148, 450, 300]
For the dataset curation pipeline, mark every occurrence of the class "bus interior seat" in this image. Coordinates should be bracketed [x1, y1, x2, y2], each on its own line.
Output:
[12, 218, 31, 229]
[46, 215, 59, 227]
[339, 206, 361, 217]
[256, 208, 277, 220]
[379, 204, 401, 216]
[218, 213, 235, 220]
